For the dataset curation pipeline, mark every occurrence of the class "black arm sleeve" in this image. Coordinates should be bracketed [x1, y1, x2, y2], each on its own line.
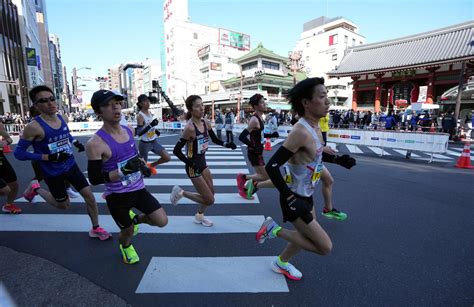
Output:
[264, 131, 279, 138]
[265, 146, 295, 198]
[173, 138, 193, 166]
[238, 129, 252, 147]
[208, 128, 224, 146]
[322, 152, 337, 163]
[136, 124, 152, 137]
[87, 160, 111, 185]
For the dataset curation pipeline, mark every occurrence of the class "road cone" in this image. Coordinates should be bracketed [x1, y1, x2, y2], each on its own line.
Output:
[455, 143, 474, 169]
[0, 138, 12, 153]
[264, 138, 272, 151]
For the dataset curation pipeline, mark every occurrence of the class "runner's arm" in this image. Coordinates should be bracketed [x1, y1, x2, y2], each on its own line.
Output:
[172, 125, 194, 167]
[14, 123, 47, 161]
[205, 119, 236, 149]
[265, 129, 304, 198]
[86, 137, 124, 184]
[238, 117, 258, 147]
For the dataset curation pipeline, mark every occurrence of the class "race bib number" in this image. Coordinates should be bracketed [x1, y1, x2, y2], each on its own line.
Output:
[311, 163, 323, 185]
[146, 129, 155, 139]
[117, 158, 141, 186]
[48, 138, 72, 154]
[197, 136, 209, 154]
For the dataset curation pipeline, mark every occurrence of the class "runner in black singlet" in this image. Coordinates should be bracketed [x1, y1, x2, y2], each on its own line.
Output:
[170, 95, 236, 227]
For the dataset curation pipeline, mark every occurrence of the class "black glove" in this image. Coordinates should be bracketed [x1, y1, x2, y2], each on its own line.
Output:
[155, 130, 161, 137]
[48, 152, 71, 162]
[138, 159, 152, 177]
[119, 156, 142, 176]
[150, 118, 159, 127]
[224, 142, 237, 150]
[334, 154, 356, 169]
[73, 140, 85, 152]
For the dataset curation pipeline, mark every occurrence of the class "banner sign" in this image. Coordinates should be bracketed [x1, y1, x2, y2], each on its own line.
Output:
[26, 48, 37, 66]
[219, 29, 250, 50]
[327, 129, 448, 153]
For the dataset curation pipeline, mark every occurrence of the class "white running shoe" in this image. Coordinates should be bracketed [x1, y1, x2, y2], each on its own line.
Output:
[271, 257, 302, 280]
[170, 185, 183, 206]
[194, 213, 213, 227]
[67, 187, 80, 199]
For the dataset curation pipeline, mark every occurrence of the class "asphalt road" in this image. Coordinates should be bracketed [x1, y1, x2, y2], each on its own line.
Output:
[0, 134, 473, 306]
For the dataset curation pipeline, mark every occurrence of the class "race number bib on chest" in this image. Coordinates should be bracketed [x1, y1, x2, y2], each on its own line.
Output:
[197, 136, 209, 154]
[146, 129, 155, 139]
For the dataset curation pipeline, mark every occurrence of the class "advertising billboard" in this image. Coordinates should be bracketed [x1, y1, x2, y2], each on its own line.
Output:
[219, 29, 250, 50]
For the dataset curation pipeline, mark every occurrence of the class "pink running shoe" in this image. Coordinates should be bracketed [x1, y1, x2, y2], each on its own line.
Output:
[23, 180, 40, 202]
[89, 227, 112, 241]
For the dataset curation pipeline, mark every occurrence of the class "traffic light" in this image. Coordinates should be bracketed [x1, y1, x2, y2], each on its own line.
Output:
[95, 77, 108, 82]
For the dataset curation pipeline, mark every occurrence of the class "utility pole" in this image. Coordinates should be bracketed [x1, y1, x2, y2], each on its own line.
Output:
[288, 51, 303, 85]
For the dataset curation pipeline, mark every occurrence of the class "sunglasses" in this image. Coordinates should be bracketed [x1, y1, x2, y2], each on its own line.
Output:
[35, 96, 56, 104]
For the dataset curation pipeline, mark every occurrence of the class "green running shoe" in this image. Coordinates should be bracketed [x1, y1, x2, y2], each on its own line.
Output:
[245, 179, 257, 200]
[322, 208, 347, 221]
[129, 210, 139, 236]
[119, 244, 140, 264]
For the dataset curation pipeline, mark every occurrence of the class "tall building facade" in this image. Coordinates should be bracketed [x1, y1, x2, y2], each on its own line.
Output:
[0, 0, 28, 115]
[293, 16, 365, 106]
[107, 65, 121, 91]
[35, 0, 53, 89]
[49, 34, 64, 107]
[12, 0, 45, 90]
[163, 0, 250, 105]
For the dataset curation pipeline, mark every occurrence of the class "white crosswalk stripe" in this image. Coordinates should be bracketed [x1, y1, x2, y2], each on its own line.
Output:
[16, 192, 259, 205]
[392, 149, 421, 158]
[0, 214, 264, 234]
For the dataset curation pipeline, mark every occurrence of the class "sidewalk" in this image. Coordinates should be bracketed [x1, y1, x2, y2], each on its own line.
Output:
[0, 246, 129, 306]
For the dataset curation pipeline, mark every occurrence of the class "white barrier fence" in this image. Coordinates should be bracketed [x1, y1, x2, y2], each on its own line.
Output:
[5, 121, 450, 162]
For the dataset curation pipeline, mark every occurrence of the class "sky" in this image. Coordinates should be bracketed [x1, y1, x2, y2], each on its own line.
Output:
[45, 0, 472, 98]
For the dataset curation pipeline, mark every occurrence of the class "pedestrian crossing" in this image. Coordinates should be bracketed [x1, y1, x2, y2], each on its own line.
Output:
[331, 143, 473, 162]
[7, 144, 289, 294]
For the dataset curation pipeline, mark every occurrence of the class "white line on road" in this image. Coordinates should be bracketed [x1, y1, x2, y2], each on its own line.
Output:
[168, 156, 244, 160]
[0, 214, 265, 234]
[143, 178, 237, 186]
[150, 151, 243, 156]
[83, 168, 250, 175]
[136, 256, 288, 293]
[391, 149, 420, 158]
[161, 161, 247, 166]
[16, 192, 259, 205]
[367, 146, 387, 155]
[345, 145, 364, 154]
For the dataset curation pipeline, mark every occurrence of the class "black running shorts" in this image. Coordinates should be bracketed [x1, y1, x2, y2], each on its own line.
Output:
[279, 193, 314, 224]
[0, 154, 17, 184]
[43, 163, 89, 202]
[106, 188, 161, 229]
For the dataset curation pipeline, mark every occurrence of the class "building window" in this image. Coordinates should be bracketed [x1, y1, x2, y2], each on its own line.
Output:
[193, 32, 198, 39]
[332, 54, 337, 61]
[306, 42, 310, 47]
[306, 56, 310, 61]
[242, 61, 258, 71]
[262, 60, 279, 70]
[329, 34, 338, 46]
[352, 38, 356, 46]
[360, 41, 363, 45]
[344, 35, 348, 44]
